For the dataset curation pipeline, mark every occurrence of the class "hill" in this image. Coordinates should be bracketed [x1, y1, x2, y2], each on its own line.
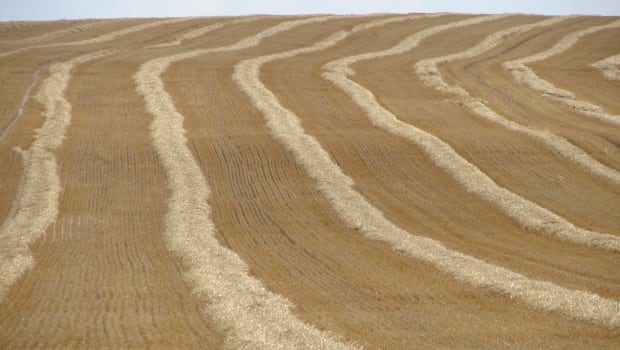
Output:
[0, 14, 619, 349]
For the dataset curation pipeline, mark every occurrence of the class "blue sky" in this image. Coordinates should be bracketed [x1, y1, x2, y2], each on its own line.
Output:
[1, 0, 620, 21]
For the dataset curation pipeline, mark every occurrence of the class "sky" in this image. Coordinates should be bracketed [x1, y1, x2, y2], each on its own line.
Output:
[1, 0, 620, 21]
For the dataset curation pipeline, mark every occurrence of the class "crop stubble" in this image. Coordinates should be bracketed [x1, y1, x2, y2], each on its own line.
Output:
[0, 14, 618, 349]
[235, 12, 619, 326]
[423, 16, 620, 233]
[503, 18, 620, 126]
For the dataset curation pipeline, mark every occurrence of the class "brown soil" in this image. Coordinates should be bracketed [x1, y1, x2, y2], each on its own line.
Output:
[0, 14, 618, 349]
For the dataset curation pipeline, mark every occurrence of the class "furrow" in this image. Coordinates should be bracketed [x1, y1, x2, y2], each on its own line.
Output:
[315, 15, 620, 250]
[233, 16, 620, 327]
[0, 49, 114, 301]
[503, 18, 620, 126]
[135, 16, 360, 349]
[591, 53, 620, 81]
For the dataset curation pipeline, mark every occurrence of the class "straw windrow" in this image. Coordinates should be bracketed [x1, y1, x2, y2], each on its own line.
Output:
[0, 20, 109, 45]
[134, 16, 365, 349]
[325, 16, 620, 251]
[503, 19, 620, 126]
[591, 53, 620, 81]
[0, 50, 114, 301]
[0, 18, 193, 58]
[150, 16, 269, 48]
[415, 21, 620, 187]
[234, 15, 620, 328]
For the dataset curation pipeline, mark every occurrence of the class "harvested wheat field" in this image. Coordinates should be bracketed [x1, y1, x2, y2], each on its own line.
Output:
[0, 13, 619, 349]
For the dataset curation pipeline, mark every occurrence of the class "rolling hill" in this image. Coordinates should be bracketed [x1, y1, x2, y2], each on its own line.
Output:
[0, 14, 619, 349]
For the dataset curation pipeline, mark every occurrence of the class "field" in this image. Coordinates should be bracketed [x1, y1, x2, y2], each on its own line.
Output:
[0, 13, 619, 349]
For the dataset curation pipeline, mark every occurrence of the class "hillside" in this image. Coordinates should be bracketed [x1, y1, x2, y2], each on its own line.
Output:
[0, 14, 619, 349]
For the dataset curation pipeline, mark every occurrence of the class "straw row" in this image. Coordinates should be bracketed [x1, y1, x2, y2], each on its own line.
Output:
[0, 18, 192, 58]
[0, 20, 109, 45]
[503, 19, 620, 126]
[415, 17, 620, 187]
[591, 53, 620, 81]
[134, 16, 361, 349]
[0, 50, 114, 301]
[234, 15, 620, 328]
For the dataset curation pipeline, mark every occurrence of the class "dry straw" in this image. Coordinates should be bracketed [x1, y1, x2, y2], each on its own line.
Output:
[150, 16, 270, 48]
[414, 16, 620, 188]
[135, 16, 365, 349]
[0, 64, 45, 142]
[0, 20, 108, 45]
[0, 18, 192, 58]
[318, 14, 620, 250]
[234, 15, 620, 327]
[591, 53, 620, 81]
[0, 50, 114, 301]
[503, 18, 620, 126]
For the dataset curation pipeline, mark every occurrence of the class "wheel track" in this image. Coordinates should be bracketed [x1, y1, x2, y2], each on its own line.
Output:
[527, 24, 620, 116]
[0, 18, 259, 347]
[1, 47, 226, 348]
[233, 15, 620, 327]
[466, 18, 620, 120]
[0, 18, 222, 229]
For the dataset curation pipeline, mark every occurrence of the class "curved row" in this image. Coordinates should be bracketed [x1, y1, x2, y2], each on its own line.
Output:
[326, 15, 619, 251]
[0, 20, 108, 45]
[0, 18, 192, 58]
[414, 17, 620, 188]
[0, 64, 45, 142]
[234, 16, 620, 327]
[134, 16, 365, 349]
[0, 50, 114, 301]
[150, 16, 269, 48]
[503, 18, 620, 126]
[0, 15, 617, 348]
[591, 53, 620, 81]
